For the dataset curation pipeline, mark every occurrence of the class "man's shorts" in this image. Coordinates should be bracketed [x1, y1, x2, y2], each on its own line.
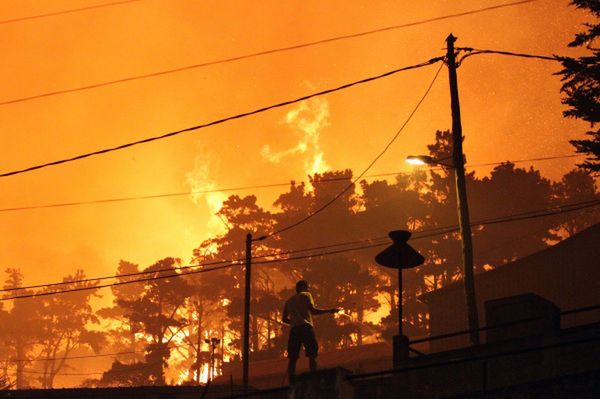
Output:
[287, 324, 318, 359]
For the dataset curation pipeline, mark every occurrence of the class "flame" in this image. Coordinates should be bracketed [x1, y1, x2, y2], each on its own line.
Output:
[308, 151, 328, 176]
[366, 292, 392, 324]
[199, 364, 210, 383]
[172, 364, 210, 385]
[177, 369, 191, 385]
[185, 154, 228, 236]
[261, 96, 331, 184]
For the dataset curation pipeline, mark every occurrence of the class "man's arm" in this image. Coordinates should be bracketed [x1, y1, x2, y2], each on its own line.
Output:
[305, 294, 340, 315]
[309, 305, 339, 315]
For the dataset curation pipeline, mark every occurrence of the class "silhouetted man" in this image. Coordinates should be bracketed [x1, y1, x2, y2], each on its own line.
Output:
[282, 280, 339, 382]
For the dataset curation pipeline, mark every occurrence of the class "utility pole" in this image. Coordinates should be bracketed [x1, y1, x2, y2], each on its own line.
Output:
[446, 34, 480, 345]
[243, 233, 252, 393]
[242, 233, 265, 392]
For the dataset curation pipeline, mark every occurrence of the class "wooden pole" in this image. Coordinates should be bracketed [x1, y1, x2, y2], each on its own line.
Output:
[446, 33, 479, 345]
[243, 233, 252, 392]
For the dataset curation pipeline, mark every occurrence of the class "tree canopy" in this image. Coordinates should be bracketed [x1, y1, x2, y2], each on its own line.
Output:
[559, 0, 600, 173]
[1, 129, 598, 389]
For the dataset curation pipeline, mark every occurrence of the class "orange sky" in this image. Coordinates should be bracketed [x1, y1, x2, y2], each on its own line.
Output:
[0, 0, 592, 292]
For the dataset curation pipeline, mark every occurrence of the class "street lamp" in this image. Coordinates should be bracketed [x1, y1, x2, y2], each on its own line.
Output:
[405, 155, 455, 168]
[406, 153, 480, 345]
[205, 337, 221, 381]
[405, 155, 434, 166]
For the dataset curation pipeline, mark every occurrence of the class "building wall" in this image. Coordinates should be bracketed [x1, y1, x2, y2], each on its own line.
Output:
[421, 224, 600, 351]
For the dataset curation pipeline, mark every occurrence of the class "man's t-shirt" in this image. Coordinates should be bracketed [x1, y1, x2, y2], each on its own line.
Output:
[285, 292, 315, 327]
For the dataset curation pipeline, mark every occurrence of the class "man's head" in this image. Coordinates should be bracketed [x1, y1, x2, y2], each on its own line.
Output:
[295, 280, 309, 293]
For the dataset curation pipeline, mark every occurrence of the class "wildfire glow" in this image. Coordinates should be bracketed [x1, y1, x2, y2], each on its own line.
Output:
[0, 0, 588, 390]
[261, 96, 331, 185]
[177, 370, 191, 385]
[185, 154, 228, 236]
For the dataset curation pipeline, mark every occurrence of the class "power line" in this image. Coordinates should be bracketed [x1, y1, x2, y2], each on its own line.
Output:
[465, 154, 582, 168]
[0, 182, 296, 213]
[0, 257, 238, 293]
[473, 222, 556, 259]
[0, 237, 388, 294]
[1, 234, 394, 294]
[2, 198, 598, 301]
[11, 350, 136, 363]
[3, 207, 596, 370]
[0, 0, 540, 107]
[2, 206, 596, 371]
[7, 320, 272, 365]
[3, 197, 597, 296]
[8, 359, 161, 377]
[476, 199, 600, 226]
[456, 47, 560, 65]
[282, 197, 600, 251]
[13, 369, 103, 376]
[0, 57, 443, 179]
[263, 62, 445, 240]
[0, 154, 583, 213]
[0, 235, 391, 294]
[2, 241, 390, 302]
[411, 198, 600, 241]
[0, 0, 143, 25]
[2, 174, 595, 295]
[0, 234, 392, 294]
[229, 199, 600, 266]
[0, 262, 241, 301]
[253, 242, 391, 266]
[263, 48, 578, 243]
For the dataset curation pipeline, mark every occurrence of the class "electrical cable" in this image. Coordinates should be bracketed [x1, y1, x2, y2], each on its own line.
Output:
[0, 0, 143, 25]
[409, 198, 600, 241]
[473, 222, 559, 260]
[254, 242, 390, 266]
[0, 258, 239, 293]
[3, 198, 598, 297]
[263, 43, 580, 242]
[0, 234, 393, 294]
[464, 154, 582, 168]
[7, 258, 600, 376]
[0, 153, 583, 213]
[263, 61, 445, 240]
[347, 197, 600, 245]
[8, 359, 163, 377]
[3, 197, 598, 301]
[0, 236, 390, 293]
[0, 262, 241, 301]
[3, 196, 597, 296]
[0, 57, 442, 179]
[13, 350, 137, 362]
[1, 206, 566, 293]
[5, 340, 222, 371]
[0, 0, 540, 106]
[13, 369, 104, 376]
[476, 198, 600, 224]
[350, 336, 600, 381]
[4, 211, 597, 379]
[455, 47, 560, 66]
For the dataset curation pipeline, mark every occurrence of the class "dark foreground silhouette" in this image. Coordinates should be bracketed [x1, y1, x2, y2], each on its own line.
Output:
[282, 280, 340, 383]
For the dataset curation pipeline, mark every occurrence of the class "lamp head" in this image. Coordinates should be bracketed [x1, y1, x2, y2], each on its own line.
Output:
[405, 155, 434, 166]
